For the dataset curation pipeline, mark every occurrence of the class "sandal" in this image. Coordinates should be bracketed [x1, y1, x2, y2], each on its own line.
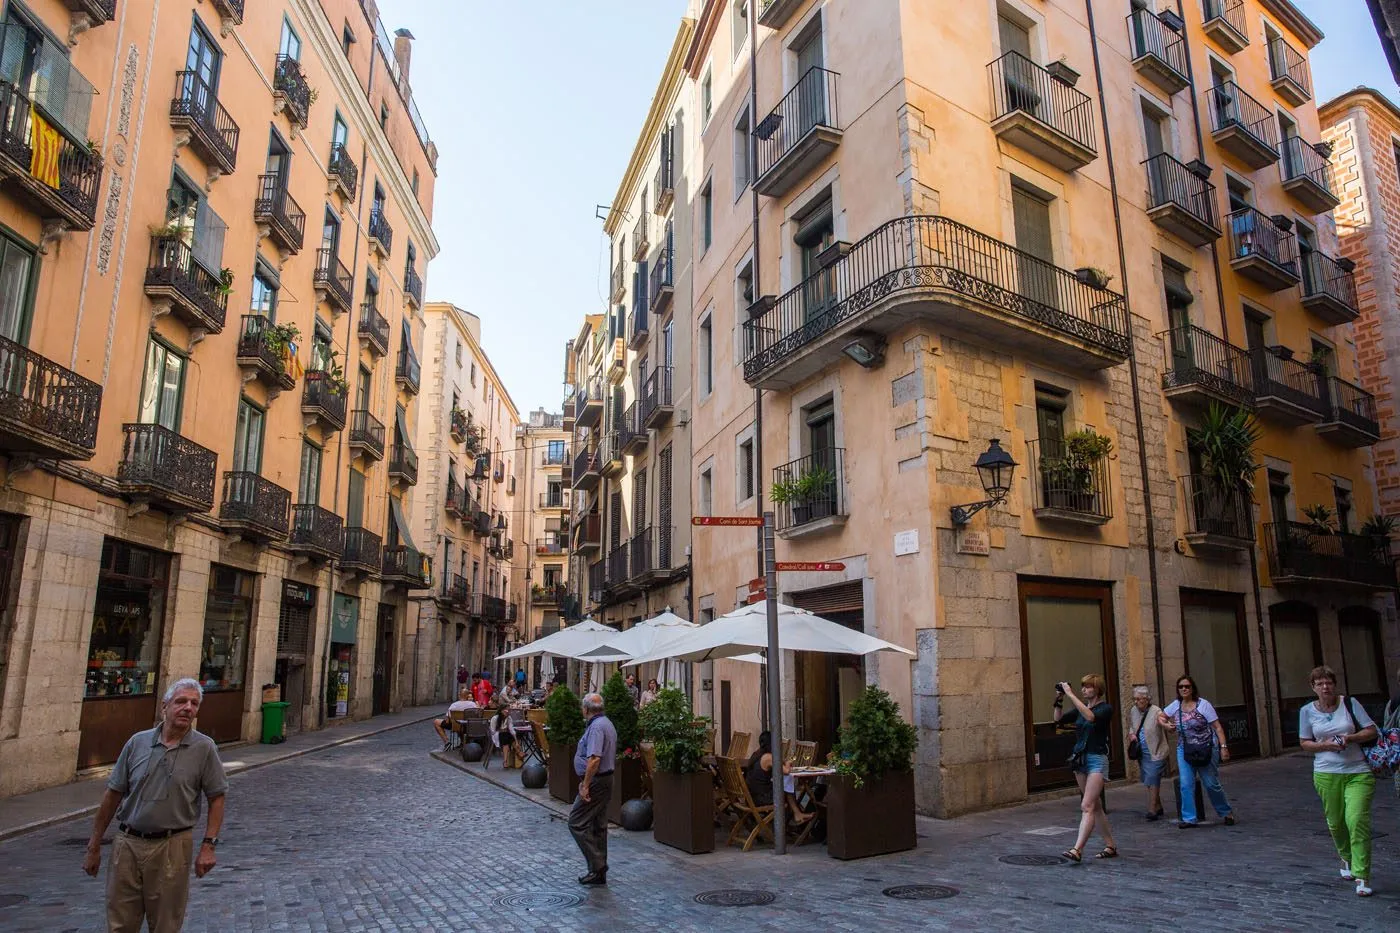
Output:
[1062, 847, 1082, 862]
[1094, 846, 1118, 859]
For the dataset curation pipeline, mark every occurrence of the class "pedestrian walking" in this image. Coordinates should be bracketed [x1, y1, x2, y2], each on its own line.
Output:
[1385, 667, 1400, 798]
[625, 673, 641, 706]
[82, 677, 228, 933]
[568, 692, 616, 885]
[1159, 675, 1236, 827]
[1300, 665, 1378, 897]
[1055, 674, 1118, 862]
[1129, 685, 1170, 821]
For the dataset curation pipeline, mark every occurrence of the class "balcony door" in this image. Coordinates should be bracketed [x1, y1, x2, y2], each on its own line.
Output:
[232, 399, 264, 473]
[792, 19, 826, 134]
[321, 210, 340, 258]
[356, 365, 370, 410]
[1012, 183, 1061, 313]
[997, 14, 1041, 120]
[184, 19, 221, 104]
[265, 133, 290, 190]
[138, 338, 185, 431]
[0, 233, 35, 344]
[795, 196, 835, 323]
[1164, 263, 1194, 374]
[298, 441, 321, 505]
[805, 399, 838, 519]
[1035, 386, 1069, 510]
[1297, 222, 1319, 295]
[347, 467, 365, 529]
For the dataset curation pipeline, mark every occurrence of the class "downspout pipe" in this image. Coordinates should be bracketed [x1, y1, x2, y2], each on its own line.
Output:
[748, 5, 768, 727]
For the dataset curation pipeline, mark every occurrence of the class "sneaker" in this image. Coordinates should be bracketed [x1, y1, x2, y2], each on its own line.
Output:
[1340, 862, 1354, 881]
[1355, 878, 1372, 897]
[1223, 813, 1236, 826]
[1178, 820, 1200, 829]
[1145, 811, 1161, 822]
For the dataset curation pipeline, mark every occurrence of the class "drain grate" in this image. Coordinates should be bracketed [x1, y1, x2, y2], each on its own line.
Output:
[695, 890, 777, 907]
[0, 895, 29, 909]
[493, 892, 584, 910]
[999, 854, 1068, 867]
[883, 884, 959, 901]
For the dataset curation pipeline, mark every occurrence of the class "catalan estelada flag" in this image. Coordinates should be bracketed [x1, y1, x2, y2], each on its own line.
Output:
[28, 106, 60, 190]
[283, 341, 304, 381]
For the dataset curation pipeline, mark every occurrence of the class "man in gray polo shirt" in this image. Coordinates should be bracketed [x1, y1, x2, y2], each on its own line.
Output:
[83, 677, 228, 932]
[568, 692, 616, 885]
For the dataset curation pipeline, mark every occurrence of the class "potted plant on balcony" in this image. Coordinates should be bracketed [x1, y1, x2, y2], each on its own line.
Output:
[545, 684, 585, 804]
[1046, 56, 1081, 87]
[826, 686, 918, 860]
[1044, 429, 1111, 512]
[1186, 403, 1260, 529]
[769, 464, 837, 526]
[1303, 504, 1335, 535]
[1360, 514, 1396, 561]
[1074, 266, 1114, 290]
[639, 687, 713, 853]
[260, 322, 301, 377]
[602, 672, 645, 825]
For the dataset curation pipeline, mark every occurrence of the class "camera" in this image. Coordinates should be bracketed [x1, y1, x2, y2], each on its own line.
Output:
[1054, 683, 1066, 696]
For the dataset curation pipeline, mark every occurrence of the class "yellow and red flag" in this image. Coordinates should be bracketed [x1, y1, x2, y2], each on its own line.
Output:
[283, 341, 304, 381]
[28, 107, 61, 190]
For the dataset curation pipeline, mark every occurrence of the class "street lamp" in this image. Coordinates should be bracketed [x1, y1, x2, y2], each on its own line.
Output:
[949, 438, 1018, 526]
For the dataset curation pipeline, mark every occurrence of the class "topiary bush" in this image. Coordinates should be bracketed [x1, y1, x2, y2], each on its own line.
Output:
[602, 671, 641, 755]
[830, 686, 917, 787]
[638, 687, 708, 774]
[545, 683, 585, 746]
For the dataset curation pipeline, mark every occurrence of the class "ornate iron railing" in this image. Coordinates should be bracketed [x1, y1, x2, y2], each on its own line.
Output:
[273, 55, 311, 127]
[289, 503, 343, 557]
[450, 408, 468, 442]
[368, 206, 394, 255]
[743, 215, 1130, 380]
[404, 264, 423, 306]
[211, 0, 243, 23]
[1128, 9, 1188, 81]
[255, 174, 306, 252]
[1181, 474, 1252, 541]
[220, 471, 290, 537]
[606, 542, 630, 587]
[1250, 347, 1325, 415]
[1301, 250, 1358, 312]
[1227, 207, 1296, 271]
[1268, 36, 1312, 98]
[443, 573, 470, 606]
[0, 78, 103, 224]
[328, 143, 358, 199]
[1203, 0, 1247, 41]
[383, 546, 429, 585]
[1266, 521, 1394, 587]
[649, 238, 673, 311]
[349, 409, 385, 458]
[988, 51, 1096, 152]
[342, 526, 382, 571]
[1322, 376, 1380, 437]
[1159, 325, 1254, 405]
[610, 259, 625, 302]
[1281, 136, 1335, 199]
[236, 315, 293, 383]
[619, 402, 643, 449]
[755, 66, 842, 179]
[473, 593, 507, 621]
[1144, 153, 1218, 230]
[302, 370, 347, 430]
[145, 236, 228, 330]
[0, 334, 101, 453]
[170, 71, 239, 170]
[640, 365, 673, 424]
[358, 302, 389, 356]
[117, 424, 216, 511]
[772, 448, 845, 532]
[630, 527, 655, 579]
[314, 247, 353, 310]
[1207, 81, 1278, 153]
[389, 442, 419, 485]
[1026, 438, 1111, 520]
[395, 349, 421, 394]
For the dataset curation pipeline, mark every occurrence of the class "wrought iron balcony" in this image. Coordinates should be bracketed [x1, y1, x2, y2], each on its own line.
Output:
[388, 442, 419, 486]
[327, 143, 357, 200]
[1027, 439, 1111, 525]
[573, 444, 600, 491]
[542, 444, 569, 467]
[209, 0, 243, 26]
[368, 207, 394, 258]
[0, 78, 103, 229]
[144, 236, 228, 334]
[1266, 522, 1394, 590]
[288, 503, 343, 561]
[743, 215, 1131, 387]
[383, 546, 430, 587]
[1128, 9, 1189, 95]
[588, 560, 605, 603]
[444, 475, 464, 516]
[348, 409, 385, 462]
[758, 0, 803, 27]
[755, 66, 843, 195]
[358, 302, 389, 358]
[650, 238, 674, 315]
[574, 512, 602, 552]
[395, 349, 420, 395]
[254, 174, 305, 255]
[1144, 153, 1221, 247]
[170, 71, 239, 175]
[404, 264, 423, 308]
[1316, 376, 1381, 448]
[1268, 35, 1312, 106]
[117, 423, 217, 513]
[470, 593, 506, 622]
[64, 1, 117, 26]
[606, 542, 630, 591]
[220, 471, 290, 541]
[1281, 137, 1339, 214]
[533, 583, 567, 606]
[632, 211, 649, 261]
[653, 143, 674, 213]
[599, 433, 623, 478]
[536, 536, 568, 556]
[1202, 0, 1249, 53]
[1227, 208, 1298, 291]
[301, 370, 347, 433]
[620, 402, 647, 455]
[539, 490, 569, 510]
[1300, 251, 1359, 326]
[273, 55, 311, 127]
[988, 52, 1096, 171]
[442, 573, 470, 607]
[630, 527, 659, 582]
[575, 377, 603, 426]
[341, 526, 382, 576]
[1160, 325, 1254, 409]
[610, 258, 626, 303]
[629, 298, 649, 351]
[1250, 347, 1325, 426]
[640, 365, 673, 429]
[1181, 474, 1253, 553]
[1207, 81, 1279, 169]
[314, 248, 353, 313]
[0, 334, 101, 460]
[773, 448, 846, 536]
[450, 408, 469, 443]
[236, 315, 295, 390]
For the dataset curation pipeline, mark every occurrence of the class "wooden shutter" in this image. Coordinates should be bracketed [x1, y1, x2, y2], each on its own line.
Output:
[658, 444, 672, 568]
[788, 580, 863, 616]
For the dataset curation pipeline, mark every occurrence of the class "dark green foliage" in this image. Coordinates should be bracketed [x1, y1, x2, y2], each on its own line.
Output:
[638, 687, 708, 774]
[545, 683, 585, 746]
[831, 686, 917, 787]
[602, 672, 641, 753]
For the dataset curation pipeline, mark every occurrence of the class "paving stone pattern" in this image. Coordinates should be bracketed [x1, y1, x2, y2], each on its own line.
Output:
[0, 726, 1397, 931]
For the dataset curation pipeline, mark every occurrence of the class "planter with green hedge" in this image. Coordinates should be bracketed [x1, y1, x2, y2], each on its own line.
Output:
[602, 672, 646, 823]
[545, 684, 585, 803]
[639, 687, 713, 853]
[827, 686, 918, 859]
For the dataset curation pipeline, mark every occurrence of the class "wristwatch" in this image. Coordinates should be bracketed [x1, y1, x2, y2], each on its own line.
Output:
[201, 837, 219, 848]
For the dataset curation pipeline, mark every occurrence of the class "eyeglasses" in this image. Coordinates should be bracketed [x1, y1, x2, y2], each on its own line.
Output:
[1177, 685, 1192, 691]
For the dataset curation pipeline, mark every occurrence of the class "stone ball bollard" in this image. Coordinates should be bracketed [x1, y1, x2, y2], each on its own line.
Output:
[460, 741, 485, 763]
[620, 798, 653, 832]
[521, 761, 548, 789]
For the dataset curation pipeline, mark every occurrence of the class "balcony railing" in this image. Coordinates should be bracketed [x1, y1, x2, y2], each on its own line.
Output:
[302, 370, 347, 432]
[368, 206, 394, 256]
[542, 445, 569, 466]
[754, 66, 843, 194]
[273, 55, 311, 127]
[620, 401, 646, 455]
[1207, 81, 1279, 167]
[573, 445, 599, 488]
[144, 236, 228, 333]
[0, 334, 101, 459]
[327, 143, 358, 199]
[1250, 347, 1325, 423]
[640, 366, 674, 429]
[314, 248, 353, 312]
[1144, 153, 1220, 246]
[1203, 0, 1248, 52]
[576, 513, 602, 551]
[1160, 325, 1254, 408]
[649, 238, 674, 314]
[443, 573, 470, 607]
[254, 174, 305, 254]
[404, 264, 423, 307]
[348, 409, 385, 461]
[170, 71, 239, 174]
[988, 51, 1097, 169]
[1227, 207, 1298, 289]
[210, 0, 243, 25]
[1181, 474, 1253, 545]
[236, 315, 295, 390]
[389, 443, 419, 485]
[1266, 522, 1395, 589]
[117, 423, 217, 512]
[396, 349, 421, 395]
[1268, 35, 1312, 104]
[1281, 136, 1339, 213]
[588, 560, 605, 602]
[1301, 250, 1359, 325]
[285, 504, 340, 560]
[632, 211, 649, 261]
[220, 471, 290, 540]
[610, 259, 625, 303]
[1318, 376, 1381, 447]
[773, 448, 846, 533]
[473, 593, 508, 622]
[653, 142, 673, 211]
[533, 584, 567, 606]
[1128, 9, 1189, 94]
[607, 542, 630, 588]
[450, 408, 469, 443]
[1027, 438, 1111, 523]
[630, 527, 657, 580]
[342, 526, 382, 574]
[358, 302, 389, 357]
[629, 298, 649, 350]
[536, 537, 567, 556]
[0, 78, 103, 228]
[743, 215, 1131, 384]
[540, 490, 569, 510]
[383, 546, 430, 586]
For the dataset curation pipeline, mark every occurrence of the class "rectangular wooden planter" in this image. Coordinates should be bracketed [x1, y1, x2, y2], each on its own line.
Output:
[826, 771, 917, 860]
[548, 741, 580, 803]
[651, 769, 714, 853]
[607, 756, 646, 824]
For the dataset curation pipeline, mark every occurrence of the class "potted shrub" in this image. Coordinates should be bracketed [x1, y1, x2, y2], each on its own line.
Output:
[1186, 403, 1261, 533]
[1303, 503, 1335, 535]
[545, 684, 585, 803]
[639, 687, 713, 853]
[769, 464, 837, 526]
[1074, 266, 1114, 290]
[1360, 514, 1396, 561]
[826, 686, 918, 860]
[1046, 57, 1080, 87]
[602, 672, 645, 824]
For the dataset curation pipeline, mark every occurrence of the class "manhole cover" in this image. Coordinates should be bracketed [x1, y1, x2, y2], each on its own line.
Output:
[695, 890, 777, 907]
[883, 884, 959, 901]
[493, 893, 584, 910]
[999, 854, 1067, 867]
[0, 895, 29, 908]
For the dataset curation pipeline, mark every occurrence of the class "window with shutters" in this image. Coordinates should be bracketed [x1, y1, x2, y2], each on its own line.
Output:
[347, 467, 365, 528]
[659, 444, 673, 568]
[138, 338, 186, 431]
[634, 468, 648, 530]
[1011, 180, 1058, 310]
[609, 489, 624, 550]
[298, 441, 321, 504]
[166, 173, 226, 275]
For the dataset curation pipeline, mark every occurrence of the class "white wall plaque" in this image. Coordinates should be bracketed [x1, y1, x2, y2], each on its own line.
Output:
[894, 529, 919, 556]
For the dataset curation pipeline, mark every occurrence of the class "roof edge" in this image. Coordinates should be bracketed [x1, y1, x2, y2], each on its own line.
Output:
[1261, 0, 1324, 48]
[1319, 86, 1400, 126]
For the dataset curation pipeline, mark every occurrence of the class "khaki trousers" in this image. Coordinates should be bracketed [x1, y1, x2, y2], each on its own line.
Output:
[106, 830, 194, 933]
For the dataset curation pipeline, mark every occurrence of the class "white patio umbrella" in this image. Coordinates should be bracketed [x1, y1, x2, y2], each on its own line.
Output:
[495, 618, 618, 662]
[622, 602, 915, 666]
[575, 610, 697, 663]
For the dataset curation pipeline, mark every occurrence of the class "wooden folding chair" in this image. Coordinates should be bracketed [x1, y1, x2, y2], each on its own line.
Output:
[794, 740, 817, 767]
[530, 720, 550, 765]
[780, 738, 795, 764]
[727, 731, 751, 761]
[713, 755, 738, 820]
[719, 757, 774, 851]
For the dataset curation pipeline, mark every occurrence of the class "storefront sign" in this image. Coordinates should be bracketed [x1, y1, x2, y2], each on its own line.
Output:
[331, 594, 359, 644]
[282, 581, 316, 606]
[957, 530, 990, 556]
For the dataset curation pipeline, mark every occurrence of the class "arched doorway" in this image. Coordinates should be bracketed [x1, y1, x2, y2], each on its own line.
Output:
[1270, 600, 1320, 747]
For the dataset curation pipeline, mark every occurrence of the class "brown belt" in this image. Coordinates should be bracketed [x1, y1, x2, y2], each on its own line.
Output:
[119, 823, 191, 840]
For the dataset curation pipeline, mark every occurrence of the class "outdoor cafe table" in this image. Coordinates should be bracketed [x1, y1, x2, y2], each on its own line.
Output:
[785, 767, 835, 846]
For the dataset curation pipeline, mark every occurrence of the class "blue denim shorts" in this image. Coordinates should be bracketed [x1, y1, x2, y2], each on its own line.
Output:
[1139, 755, 1167, 787]
[1076, 753, 1109, 776]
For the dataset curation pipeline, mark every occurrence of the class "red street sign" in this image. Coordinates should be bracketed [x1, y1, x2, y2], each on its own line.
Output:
[747, 577, 766, 595]
[691, 516, 765, 527]
[775, 561, 846, 572]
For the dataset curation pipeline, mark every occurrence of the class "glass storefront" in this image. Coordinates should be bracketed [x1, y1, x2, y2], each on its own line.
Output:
[1182, 592, 1258, 758]
[327, 593, 358, 719]
[200, 566, 253, 692]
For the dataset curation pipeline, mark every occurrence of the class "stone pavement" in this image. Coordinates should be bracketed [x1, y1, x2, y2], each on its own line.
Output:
[0, 720, 1397, 932]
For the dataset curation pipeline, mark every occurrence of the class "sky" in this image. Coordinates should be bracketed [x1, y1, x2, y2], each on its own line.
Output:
[377, 1, 1398, 416]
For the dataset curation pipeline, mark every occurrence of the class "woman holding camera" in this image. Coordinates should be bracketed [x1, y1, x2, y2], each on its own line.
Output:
[1055, 674, 1118, 862]
[1158, 674, 1236, 827]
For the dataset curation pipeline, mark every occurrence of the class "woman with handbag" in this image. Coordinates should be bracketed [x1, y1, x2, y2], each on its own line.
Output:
[1300, 665, 1378, 897]
[1158, 675, 1236, 828]
[1129, 686, 1170, 821]
[1054, 674, 1118, 862]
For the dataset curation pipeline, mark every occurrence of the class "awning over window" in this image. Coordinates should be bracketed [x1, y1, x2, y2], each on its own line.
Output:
[389, 494, 417, 552]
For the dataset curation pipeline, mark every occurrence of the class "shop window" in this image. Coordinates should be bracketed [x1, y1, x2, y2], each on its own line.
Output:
[200, 566, 253, 693]
[85, 539, 170, 699]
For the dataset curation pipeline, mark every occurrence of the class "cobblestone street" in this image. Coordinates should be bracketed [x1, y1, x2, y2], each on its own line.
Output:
[1, 722, 1398, 932]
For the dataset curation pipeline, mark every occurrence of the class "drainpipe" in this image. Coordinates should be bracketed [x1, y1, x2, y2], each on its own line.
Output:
[748, 0, 768, 729]
[1085, 1, 1165, 701]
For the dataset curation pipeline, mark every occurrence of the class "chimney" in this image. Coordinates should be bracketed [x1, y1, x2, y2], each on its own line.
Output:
[393, 28, 414, 86]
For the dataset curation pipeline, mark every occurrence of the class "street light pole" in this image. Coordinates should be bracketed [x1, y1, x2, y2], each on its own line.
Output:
[764, 510, 785, 853]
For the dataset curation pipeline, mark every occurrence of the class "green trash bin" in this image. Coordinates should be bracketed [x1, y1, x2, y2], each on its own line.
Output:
[261, 702, 290, 744]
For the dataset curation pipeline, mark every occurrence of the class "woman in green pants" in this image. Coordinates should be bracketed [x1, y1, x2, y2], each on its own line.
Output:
[1299, 665, 1379, 897]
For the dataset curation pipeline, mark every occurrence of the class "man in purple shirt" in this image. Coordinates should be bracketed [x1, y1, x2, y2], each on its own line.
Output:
[568, 692, 616, 885]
